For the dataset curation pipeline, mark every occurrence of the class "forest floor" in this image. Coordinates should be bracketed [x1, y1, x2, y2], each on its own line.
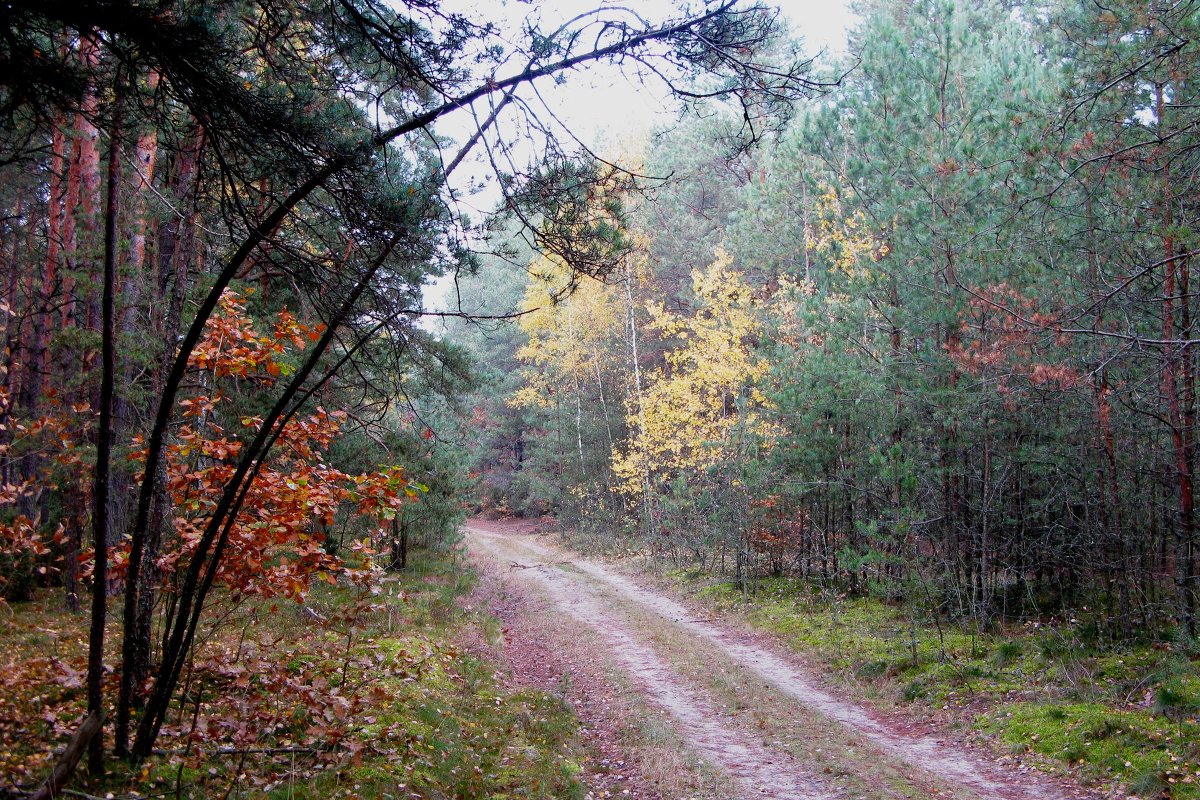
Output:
[1, 547, 591, 799]
[464, 517, 1113, 800]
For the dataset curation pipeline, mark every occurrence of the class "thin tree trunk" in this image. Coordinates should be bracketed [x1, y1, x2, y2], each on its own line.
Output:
[623, 258, 653, 537]
[132, 235, 403, 758]
[110, 68, 162, 554]
[1155, 82, 1196, 636]
[57, 44, 92, 614]
[88, 63, 124, 777]
[30, 712, 103, 800]
[116, 124, 203, 757]
[574, 372, 585, 476]
[593, 361, 614, 455]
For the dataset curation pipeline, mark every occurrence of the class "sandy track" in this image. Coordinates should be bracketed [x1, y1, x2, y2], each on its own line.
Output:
[471, 527, 833, 799]
[466, 524, 1096, 800]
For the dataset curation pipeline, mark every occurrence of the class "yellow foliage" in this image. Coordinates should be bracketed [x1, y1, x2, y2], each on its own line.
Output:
[807, 185, 887, 280]
[509, 254, 623, 410]
[613, 251, 779, 495]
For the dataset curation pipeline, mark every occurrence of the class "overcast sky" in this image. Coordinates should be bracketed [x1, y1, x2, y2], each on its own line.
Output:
[423, 1, 856, 315]
[436, 0, 856, 148]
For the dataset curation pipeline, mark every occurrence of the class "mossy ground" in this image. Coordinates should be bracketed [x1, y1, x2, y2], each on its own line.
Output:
[1, 549, 587, 799]
[692, 575, 1200, 798]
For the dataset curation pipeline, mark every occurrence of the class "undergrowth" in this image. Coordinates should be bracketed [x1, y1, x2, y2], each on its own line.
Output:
[1, 548, 585, 799]
[693, 575, 1200, 798]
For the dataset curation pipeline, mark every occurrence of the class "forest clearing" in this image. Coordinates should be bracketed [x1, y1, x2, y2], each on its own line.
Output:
[3, 0, 1200, 797]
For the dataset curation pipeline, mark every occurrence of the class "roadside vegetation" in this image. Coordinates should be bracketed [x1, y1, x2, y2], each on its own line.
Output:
[0, 1, 809, 794]
[6, 0, 1200, 796]
[0, 545, 587, 798]
[450, 2, 1200, 795]
[686, 574, 1200, 797]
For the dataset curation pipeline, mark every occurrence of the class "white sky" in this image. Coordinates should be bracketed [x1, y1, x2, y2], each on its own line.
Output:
[436, 0, 856, 149]
[549, 0, 855, 145]
[424, 1, 856, 317]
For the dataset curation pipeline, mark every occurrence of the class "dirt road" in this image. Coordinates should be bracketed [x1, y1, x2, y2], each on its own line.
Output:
[465, 521, 1101, 800]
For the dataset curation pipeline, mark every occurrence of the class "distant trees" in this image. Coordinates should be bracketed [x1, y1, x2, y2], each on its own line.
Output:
[1051, 0, 1200, 636]
[764, 0, 1064, 627]
[509, 254, 627, 516]
[612, 253, 777, 572]
[479, 0, 1200, 642]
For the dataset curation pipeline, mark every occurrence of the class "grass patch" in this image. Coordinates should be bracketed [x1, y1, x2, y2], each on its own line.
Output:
[981, 702, 1198, 795]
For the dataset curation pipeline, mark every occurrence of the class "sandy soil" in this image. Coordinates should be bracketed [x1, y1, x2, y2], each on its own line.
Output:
[464, 519, 1105, 800]
[465, 545, 676, 799]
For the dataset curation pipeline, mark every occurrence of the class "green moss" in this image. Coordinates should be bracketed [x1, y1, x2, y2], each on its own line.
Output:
[691, 576, 1200, 797]
[900, 677, 928, 702]
[981, 701, 1198, 796]
[991, 640, 1023, 668]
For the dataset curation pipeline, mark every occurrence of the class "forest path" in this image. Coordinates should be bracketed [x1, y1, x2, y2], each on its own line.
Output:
[464, 521, 1101, 800]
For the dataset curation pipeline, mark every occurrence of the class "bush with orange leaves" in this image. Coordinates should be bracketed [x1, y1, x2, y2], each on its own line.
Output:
[125, 291, 422, 605]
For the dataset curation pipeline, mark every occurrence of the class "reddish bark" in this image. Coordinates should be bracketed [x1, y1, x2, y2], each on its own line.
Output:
[127, 70, 161, 277]
[116, 122, 205, 757]
[19, 120, 68, 418]
[1155, 81, 1196, 635]
[76, 37, 102, 339]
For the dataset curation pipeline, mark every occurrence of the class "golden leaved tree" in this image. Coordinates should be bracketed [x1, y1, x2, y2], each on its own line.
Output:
[509, 254, 627, 509]
[612, 251, 779, 497]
